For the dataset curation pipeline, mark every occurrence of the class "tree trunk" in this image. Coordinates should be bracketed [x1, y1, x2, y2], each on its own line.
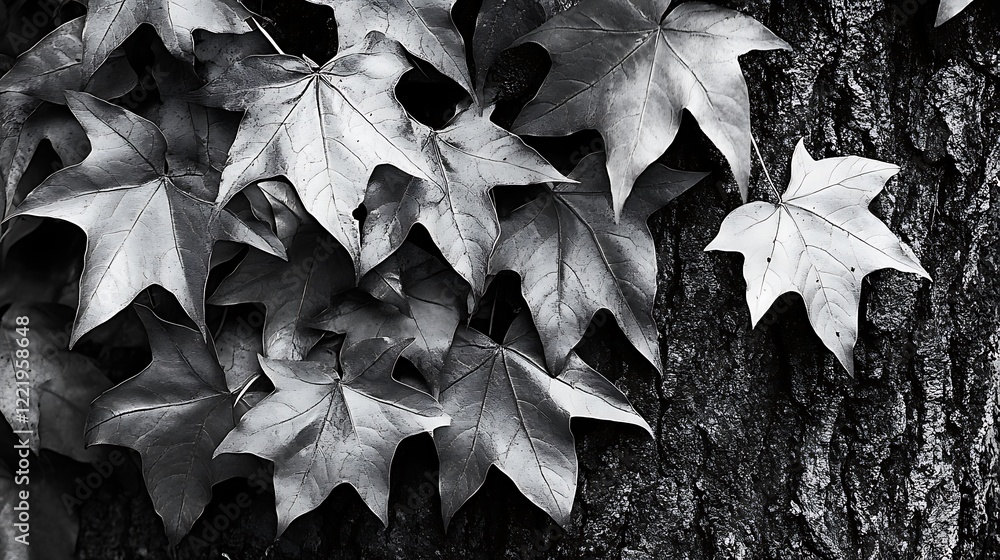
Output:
[75, 0, 1000, 558]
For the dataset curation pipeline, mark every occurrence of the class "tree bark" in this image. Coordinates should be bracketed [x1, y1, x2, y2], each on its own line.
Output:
[75, 0, 1000, 558]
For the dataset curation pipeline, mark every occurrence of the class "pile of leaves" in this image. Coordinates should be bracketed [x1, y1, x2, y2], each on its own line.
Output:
[0, 0, 946, 550]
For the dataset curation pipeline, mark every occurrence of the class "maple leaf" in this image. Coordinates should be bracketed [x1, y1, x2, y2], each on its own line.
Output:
[0, 16, 136, 213]
[0, 17, 136, 105]
[936, 0, 974, 25]
[362, 104, 568, 301]
[305, 0, 473, 96]
[210, 217, 355, 361]
[3, 92, 285, 346]
[0, 93, 37, 217]
[85, 307, 252, 545]
[80, 0, 253, 78]
[0, 303, 111, 463]
[312, 242, 468, 392]
[191, 32, 433, 272]
[490, 152, 706, 373]
[5, 104, 88, 208]
[435, 313, 651, 527]
[705, 140, 931, 374]
[215, 337, 450, 536]
[512, 0, 789, 216]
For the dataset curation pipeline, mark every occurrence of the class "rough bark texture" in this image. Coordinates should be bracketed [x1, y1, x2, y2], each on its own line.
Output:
[72, 0, 1000, 558]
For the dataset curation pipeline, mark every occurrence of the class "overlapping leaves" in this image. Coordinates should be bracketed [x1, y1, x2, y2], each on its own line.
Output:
[0, 0, 934, 549]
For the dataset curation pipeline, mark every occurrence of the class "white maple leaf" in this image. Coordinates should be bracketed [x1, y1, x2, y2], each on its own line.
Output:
[706, 139, 930, 374]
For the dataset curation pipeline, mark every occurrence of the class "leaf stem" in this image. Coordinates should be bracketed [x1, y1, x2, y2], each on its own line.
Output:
[488, 296, 497, 338]
[251, 17, 285, 56]
[233, 373, 262, 408]
[751, 133, 782, 202]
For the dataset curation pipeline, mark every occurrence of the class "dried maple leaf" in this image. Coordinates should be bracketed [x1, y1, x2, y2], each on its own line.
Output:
[512, 0, 789, 216]
[435, 313, 651, 527]
[3, 92, 285, 346]
[705, 140, 930, 374]
[305, 0, 473, 95]
[215, 337, 449, 536]
[362, 104, 568, 301]
[85, 307, 253, 545]
[936, 0, 973, 25]
[490, 152, 706, 373]
[192, 32, 433, 272]
[0, 303, 111, 463]
[80, 0, 253, 77]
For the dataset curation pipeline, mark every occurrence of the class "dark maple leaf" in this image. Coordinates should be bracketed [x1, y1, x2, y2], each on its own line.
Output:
[215, 337, 449, 536]
[490, 152, 706, 373]
[85, 307, 253, 545]
[472, 0, 550, 100]
[0, 16, 136, 214]
[435, 313, 651, 527]
[312, 242, 468, 393]
[80, 0, 254, 77]
[210, 209, 355, 361]
[0, 17, 136, 105]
